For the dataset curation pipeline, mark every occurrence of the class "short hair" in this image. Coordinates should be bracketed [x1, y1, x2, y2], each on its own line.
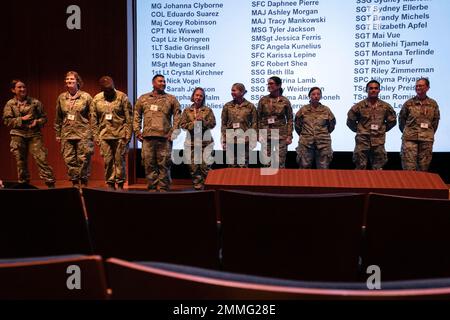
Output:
[65, 71, 83, 89]
[190, 87, 206, 106]
[10, 79, 24, 90]
[366, 80, 380, 91]
[152, 74, 164, 81]
[99, 76, 114, 87]
[308, 87, 322, 98]
[417, 77, 430, 87]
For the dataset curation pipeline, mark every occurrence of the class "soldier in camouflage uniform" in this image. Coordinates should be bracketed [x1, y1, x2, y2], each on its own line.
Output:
[257, 76, 293, 168]
[3, 80, 55, 187]
[399, 78, 440, 171]
[180, 87, 216, 190]
[295, 87, 336, 169]
[55, 71, 94, 188]
[133, 74, 181, 192]
[92, 76, 132, 190]
[221, 83, 257, 167]
[347, 80, 397, 170]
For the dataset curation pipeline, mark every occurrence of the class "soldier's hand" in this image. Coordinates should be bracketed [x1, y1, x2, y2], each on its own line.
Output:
[22, 114, 33, 121]
[56, 137, 61, 143]
[136, 133, 143, 142]
[286, 137, 292, 145]
[28, 120, 38, 128]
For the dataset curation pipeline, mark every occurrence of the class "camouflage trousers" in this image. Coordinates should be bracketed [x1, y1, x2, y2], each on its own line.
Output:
[142, 137, 172, 191]
[353, 139, 387, 170]
[296, 142, 333, 169]
[225, 142, 252, 168]
[100, 139, 128, 185]
[184, 143, 214, 190]
[61, 139, 94, 183]
[401, 140, 434, 171]
[10, 135, 55, 184]
[261, 139, 288, 169]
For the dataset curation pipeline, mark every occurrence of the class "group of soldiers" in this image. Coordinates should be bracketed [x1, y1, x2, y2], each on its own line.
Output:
[2, 73, 440, 191]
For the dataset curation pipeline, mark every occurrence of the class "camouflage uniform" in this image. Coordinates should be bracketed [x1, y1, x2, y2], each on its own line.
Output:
[55, 90, 94, 185]
[295, 103, 336, 169]
[180, 105, 216, 190]
[3, 97, 55, 185]
[221, 99, 257, 167]
[347, 99, 397, 170]
[257, 95, 293, 168]
[399, 96, 440, 171]
[133, 92, 181, 191]
[92, 90, 132, 186]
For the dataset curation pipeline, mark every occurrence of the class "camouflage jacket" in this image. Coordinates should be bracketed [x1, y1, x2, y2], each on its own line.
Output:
[179, 105, 216, 146]
[133, 91, 181, 139]
[55, 90, 94, 140]
[221, 99, 257, 142]
[3, 97, 47, 138]
[295, 103, 336, 147]
[257, 95, 293, 139]
[399, 96, 440, 142]
[347, 98, 397, 146]
[92, 90, 132, 141]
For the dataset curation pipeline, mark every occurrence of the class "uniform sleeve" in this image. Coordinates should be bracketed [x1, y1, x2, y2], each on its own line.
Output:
[432, 104, 440, 133]
[385, 104, 397, 132]
[221, 104, 228, 139]
[124, 96, 133, 141]
[346, 104, 359, 133]
[54, 97, 64, 139]
[169, 98, 182, 140]
[90, 99, 99, 141]
[256, 99, 264, 129]
[179, 110, 194, 131]
[3, 103, 22, 128]
[328, 109, 336, 134]
[133, 99, 143, 136]
[294, 110, 303, 136]
[250, 104, 258, 131]
[35, 100, 48, 128]
[203, 108, 216, 130]
[398, 105, 408, 133]
[285, 100, 293, 138]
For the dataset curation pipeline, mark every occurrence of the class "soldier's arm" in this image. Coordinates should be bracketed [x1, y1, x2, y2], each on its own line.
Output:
[220, 104, 228, 140]
[179, 110, 194, 131]
[204, 108, 216, 130]
[3, 103, 23, 128]
[54, 98, 63, 139]
[328, 109, 336, 133]
[385, 105, 397, 132]
[294, 111, 303, 136]
[34, 100, 48, 128]
[124, 97, 133, 141]
[90, 99, 100, 142]
[132, 99, 143, 137]
[432, 104, 440, 132]
[346, 105, 358, 133]
[285, 100, 294, 139]
[168, 99, 182, 140]
[250, 104, 258, 131]
[398, 105, 407, 133]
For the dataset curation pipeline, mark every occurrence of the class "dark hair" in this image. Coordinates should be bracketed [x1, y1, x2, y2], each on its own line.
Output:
[232, 83, 247, 95]
[308, 86, 322, 98]
[66, 71, 83, 89]
[190, 87, 206, 106]
[99, 75, 114, 87]
[366, 80, 380, 91]
[10, 79, 24, 90]
[417, 77, 430, 87]
[152, 74, 165, 81]
[269, 76, 283, 95]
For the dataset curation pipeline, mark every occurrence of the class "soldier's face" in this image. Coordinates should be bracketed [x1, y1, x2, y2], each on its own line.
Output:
[153, 76, 166, 92]
[415, 80, 429, 96]
[231, 86, 244, 100]
[193, 89, 204, 106]
[12, 82, 27, 100]
[309, 89, 321, 104]
[65, 75, 78, 91]
[366, 84, 380, 99]
[267, 79, 280, 94]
